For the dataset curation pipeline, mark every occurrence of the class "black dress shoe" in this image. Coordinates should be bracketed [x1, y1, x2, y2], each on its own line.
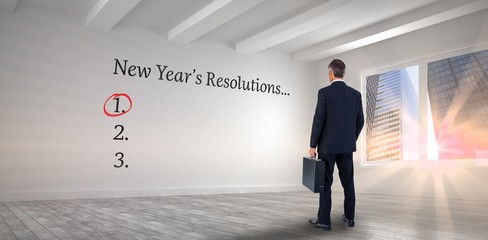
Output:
[322, 225, 331, 231]
[342, 214, 355, 227]
[308, 218, 318, 225]
[308, 219, 331, 231]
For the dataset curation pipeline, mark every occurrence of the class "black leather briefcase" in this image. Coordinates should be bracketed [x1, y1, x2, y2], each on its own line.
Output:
[302, 157, 325, 193]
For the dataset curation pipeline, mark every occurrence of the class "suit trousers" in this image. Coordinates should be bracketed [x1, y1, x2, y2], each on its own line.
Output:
[317, 153, 355, 225]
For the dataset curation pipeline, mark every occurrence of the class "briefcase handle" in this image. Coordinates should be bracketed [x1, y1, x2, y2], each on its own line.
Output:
[307, 156, 321, 161]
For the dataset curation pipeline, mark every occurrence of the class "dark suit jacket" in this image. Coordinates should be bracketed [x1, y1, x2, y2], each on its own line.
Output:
[310, 81, 364, 154]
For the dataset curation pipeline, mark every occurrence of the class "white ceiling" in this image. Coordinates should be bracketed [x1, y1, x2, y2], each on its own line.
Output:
[5, 0, 488, 62]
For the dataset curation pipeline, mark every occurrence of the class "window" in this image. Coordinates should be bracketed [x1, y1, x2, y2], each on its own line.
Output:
[364, 66, 419, 163]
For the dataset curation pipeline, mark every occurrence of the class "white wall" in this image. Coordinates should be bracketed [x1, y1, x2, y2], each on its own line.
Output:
[3, 5, 487, 203]
[318, 9, 488, 201]
[0, 7, 317, 201]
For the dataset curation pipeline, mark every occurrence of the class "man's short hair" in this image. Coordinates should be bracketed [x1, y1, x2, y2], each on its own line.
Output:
[328, 59, 346, 78]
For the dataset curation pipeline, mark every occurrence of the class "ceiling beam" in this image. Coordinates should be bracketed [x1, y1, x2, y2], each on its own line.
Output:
[85, 0, 141, 30]
[0, 0, 17, 14]
[168, 0, 264, 43]
[293, 0, 488, 62]
[235, 0, 359, 54]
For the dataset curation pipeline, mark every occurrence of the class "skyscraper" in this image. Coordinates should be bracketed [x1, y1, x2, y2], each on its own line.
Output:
[366, 67, 419, 161]
[427, 49, 488, 159]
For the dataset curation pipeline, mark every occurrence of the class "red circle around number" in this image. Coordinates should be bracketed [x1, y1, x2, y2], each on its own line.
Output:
[103, 93, 132, 117]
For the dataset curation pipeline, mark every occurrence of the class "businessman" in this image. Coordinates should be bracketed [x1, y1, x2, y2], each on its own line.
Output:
[308, 59, 364, 231]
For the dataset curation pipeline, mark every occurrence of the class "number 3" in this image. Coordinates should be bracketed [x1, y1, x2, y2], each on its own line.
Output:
[114, 152, 124, 168]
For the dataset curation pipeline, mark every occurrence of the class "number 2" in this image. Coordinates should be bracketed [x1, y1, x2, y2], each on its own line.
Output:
[113, 125, 124, 140]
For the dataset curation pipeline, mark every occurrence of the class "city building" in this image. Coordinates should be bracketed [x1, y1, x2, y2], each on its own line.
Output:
[427, 49, 488, 159]
[366, 67, 419, 161]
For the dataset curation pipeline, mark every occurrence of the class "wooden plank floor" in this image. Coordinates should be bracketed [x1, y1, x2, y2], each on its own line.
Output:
[1, 191, 487, 240]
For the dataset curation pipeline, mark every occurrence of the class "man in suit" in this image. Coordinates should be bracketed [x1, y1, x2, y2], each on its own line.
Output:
[308, 59, 364, 231]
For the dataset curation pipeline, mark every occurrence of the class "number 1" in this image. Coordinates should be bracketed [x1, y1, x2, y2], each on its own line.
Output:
[114, 97, 120, 113]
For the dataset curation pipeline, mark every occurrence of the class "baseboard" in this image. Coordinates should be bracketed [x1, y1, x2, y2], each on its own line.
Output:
[0, 185, 307, 201]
